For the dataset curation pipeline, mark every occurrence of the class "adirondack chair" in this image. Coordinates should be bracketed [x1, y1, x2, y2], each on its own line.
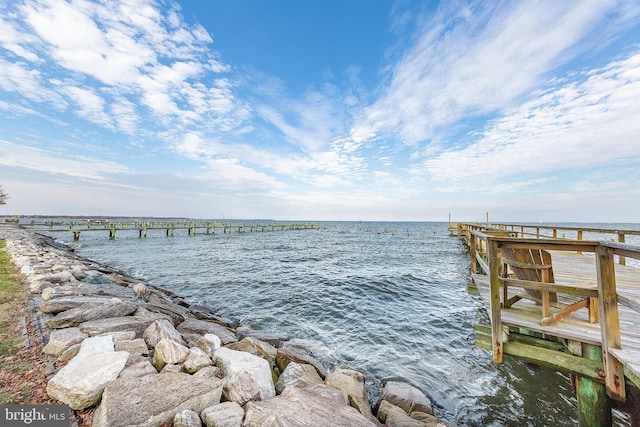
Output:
[499, 248, 599, 326]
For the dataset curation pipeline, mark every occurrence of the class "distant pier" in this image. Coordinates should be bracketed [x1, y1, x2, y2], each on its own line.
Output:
[23, 219, 322, 240]
[453, 222, 640, 426]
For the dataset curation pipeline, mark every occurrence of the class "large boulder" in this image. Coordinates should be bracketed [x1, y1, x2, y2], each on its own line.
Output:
[376, 400, 452, 427]
[77, 335, 114, 355]
[174, 409, 202, 427]
[324, 368, 376, 422]
[374, 381, 433, 416]
[276, 347, 326, 379]
[119, 360, 158, 379]
[114, 339, 149, 356]
[192, 334, 221, 358]
[45, 298, 137, 329]
[275, 362, 323, 394]
[243, 386, 377, 427]
[41, 296, 115, 314]
[214, 347, 275, 405]
[200, 401, 244, 427]
[183, 347, 212, 374]
[42, 327, 88, 357]
[176, 318, 237, 344]
[79, 312, 170, 337]
[226, 337, 277, 370]
[46, 351, 129, 410]
[152, 339, 190, 371]
[377, 400, 424, 427]
[92, 372, 223, 427]
[143, 319, 186, 348]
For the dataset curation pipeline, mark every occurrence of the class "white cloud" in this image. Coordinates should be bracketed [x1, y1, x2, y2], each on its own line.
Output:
[1, 0, 244, 139]
[351, 0, 634, 146]
[421, 50, 640, 187]
[0, 139, 129, 182]
[63, 86, 112, 127]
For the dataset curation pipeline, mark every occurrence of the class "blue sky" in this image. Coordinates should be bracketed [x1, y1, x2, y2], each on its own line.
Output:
[1, 0, 640, 222]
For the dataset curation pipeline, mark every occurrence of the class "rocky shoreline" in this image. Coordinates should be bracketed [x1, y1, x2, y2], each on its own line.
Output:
[1, 223, 454, 427]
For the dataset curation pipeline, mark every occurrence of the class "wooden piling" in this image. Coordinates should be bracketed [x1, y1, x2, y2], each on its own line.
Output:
[575, 343, 612, 426]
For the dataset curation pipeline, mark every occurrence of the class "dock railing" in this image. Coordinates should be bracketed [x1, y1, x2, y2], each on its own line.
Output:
[465, 226, 640, 402]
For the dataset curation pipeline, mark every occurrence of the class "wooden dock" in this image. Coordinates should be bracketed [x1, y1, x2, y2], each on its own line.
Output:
[23, 220, 322, 240]
[455, 222, 640, 426]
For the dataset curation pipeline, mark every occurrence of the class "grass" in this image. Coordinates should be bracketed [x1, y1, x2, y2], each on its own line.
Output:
[0, 239, 54, 405]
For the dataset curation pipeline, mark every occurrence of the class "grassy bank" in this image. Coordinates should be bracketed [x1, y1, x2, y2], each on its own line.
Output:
[0, 239, 52, 404]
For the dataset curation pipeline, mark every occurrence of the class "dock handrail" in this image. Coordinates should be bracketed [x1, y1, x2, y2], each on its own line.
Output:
[465, 227, 640, 402]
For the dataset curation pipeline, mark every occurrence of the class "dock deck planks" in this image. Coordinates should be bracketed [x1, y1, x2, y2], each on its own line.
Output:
[471, 250, 640, 386]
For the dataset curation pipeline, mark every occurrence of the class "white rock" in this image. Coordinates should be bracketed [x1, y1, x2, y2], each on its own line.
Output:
[214, 347, 275, 405]
[46, 351, 129, 410]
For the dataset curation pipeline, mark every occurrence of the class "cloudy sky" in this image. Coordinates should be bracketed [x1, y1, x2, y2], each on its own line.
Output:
[1, 0, 639, 222]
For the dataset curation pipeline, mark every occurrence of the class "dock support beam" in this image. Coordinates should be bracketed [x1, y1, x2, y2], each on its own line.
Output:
[488, 238, 503, 363]
[575, 343, 612, 427]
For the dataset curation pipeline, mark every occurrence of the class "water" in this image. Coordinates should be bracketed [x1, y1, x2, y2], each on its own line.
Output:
[46, 221, 635, 426]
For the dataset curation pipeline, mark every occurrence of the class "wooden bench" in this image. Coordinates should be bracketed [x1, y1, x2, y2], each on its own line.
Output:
[499, 248, 599, 326]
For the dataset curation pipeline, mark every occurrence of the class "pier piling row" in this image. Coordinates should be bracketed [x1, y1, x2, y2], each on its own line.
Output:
[24, 220, 322, 240]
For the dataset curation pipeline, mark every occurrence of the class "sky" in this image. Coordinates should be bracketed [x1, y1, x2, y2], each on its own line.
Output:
[1, 0, 640, 222]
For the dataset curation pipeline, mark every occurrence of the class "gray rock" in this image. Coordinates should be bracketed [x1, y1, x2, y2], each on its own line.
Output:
[276, 347, 326, 379]
[115, 339, 149, 356]
[29, 280, 57, 294]
[243, 386, 377, 427]
[237, 330, 289, 348]
[79, 312, 170, 337]
[324, 368, 376, 423]
[177, 318, 237, 344]
[215, 347, 275, 405]
[193, 366, 222, 382]
[304, 383, 349, 406]
[410, 410, 454, 427]
[183, 347, 211, 373]
[152, 338, 190, 371]
[193, 334, 221, 358]
[92, 372, 222, 427]
[377, 400, 424, 427]
[46, 351, 129, 410]
[143, 319, 186, 348]
[41, 296, 116, 314]
[174, 409, 202, 427]
[32, 270, 76, 285]
[161, 364, 183, 374]
[58, 344, 81, 362]
[201, 401, 244, 427]
[46, 298, 137, 329]
[119, 360, 158, 379]
[42, 327, 88, 357]
[275, 362, 323, 394]
[375, 381, 433, 416]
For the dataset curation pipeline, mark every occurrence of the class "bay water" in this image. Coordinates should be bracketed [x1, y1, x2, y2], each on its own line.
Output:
[50, 220, 636, 426]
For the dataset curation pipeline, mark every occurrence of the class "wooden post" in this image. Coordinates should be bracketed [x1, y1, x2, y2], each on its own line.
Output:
[470, 234, 477, 274]
[596, 245, 625, 401]
[488, 239, 503, 363]
[577, 230, 583, 254]
[576, 343, 612, 426]
[73, 231, 80, 241]
[617, 233, 626, 265]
